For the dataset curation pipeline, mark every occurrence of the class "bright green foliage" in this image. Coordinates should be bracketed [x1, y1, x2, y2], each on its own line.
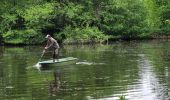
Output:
[2, 29, 44, 44]
[158, 1, 170, 35]
[143, 0, 161, 35]
[56, 26, 110, 43]
[62, 3, 83, 19]
[119, 95, 126, 100]
[22, 3, 55, 29]
[0, 0, 170, 44]
[0, 13, 17, 32]
[99, 0, 147, 38]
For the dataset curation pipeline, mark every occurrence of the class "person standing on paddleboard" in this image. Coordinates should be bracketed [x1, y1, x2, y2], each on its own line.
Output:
[44, 34, 60, 62]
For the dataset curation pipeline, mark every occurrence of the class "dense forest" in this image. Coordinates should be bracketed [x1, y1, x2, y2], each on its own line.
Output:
[0, 0, 170, 44]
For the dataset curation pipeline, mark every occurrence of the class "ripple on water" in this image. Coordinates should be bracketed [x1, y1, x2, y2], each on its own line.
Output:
[76, 61, 105, 65]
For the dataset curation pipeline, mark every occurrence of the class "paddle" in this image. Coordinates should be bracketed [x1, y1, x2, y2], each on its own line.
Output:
[39, 50, 46, 61]
[35, 50, 46, 69]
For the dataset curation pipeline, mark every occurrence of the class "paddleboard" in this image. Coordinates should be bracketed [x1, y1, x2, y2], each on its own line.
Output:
[39, 57, 77, 64]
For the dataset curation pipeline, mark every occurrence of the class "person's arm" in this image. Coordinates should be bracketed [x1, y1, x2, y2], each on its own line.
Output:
[45, 39, 54, 50]
[45, 40, 49, 50]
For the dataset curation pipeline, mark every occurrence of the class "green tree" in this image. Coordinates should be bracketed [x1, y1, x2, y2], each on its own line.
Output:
[0, 0, 170, 45]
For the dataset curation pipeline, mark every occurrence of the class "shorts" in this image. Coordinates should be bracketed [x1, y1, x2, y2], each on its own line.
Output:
[53, 48, 59, 59]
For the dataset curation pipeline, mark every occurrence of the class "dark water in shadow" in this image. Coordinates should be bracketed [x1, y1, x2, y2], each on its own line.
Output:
[0, 40, 170, 100]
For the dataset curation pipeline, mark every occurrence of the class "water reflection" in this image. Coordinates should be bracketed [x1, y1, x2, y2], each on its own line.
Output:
[46, 70, 61, 96]
[0, 41, 170, 100]
[122, 54, 158, 100]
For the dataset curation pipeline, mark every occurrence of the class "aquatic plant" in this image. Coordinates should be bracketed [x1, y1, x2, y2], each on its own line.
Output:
[119, 95, 126, 100]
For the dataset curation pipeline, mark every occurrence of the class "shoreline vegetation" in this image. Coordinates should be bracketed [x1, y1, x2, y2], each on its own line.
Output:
[1, 35, 170, 46]
[0, 0, 169, 45]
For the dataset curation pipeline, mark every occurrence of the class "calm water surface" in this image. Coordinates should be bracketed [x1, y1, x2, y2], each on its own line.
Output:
[0, 41, 170, 100]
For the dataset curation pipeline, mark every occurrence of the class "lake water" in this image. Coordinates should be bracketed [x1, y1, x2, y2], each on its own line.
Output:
[0, 40, 170, 100]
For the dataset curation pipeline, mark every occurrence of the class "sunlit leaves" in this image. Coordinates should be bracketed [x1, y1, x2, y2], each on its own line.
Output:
[0, 13, 18, 33]
[63, 3, 83, 19]
[22, 3, 55, 29]
[99, 0, 146, 37]
[0, 0, 170, 44]
[56, 26, 109, 43]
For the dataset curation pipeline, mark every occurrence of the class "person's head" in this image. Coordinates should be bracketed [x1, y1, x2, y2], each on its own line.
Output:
[45, 34, 51, 39]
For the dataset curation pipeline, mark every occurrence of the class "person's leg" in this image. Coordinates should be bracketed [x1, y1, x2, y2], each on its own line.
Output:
[55, 49, 59, 61]
[53, 49, 56, 62]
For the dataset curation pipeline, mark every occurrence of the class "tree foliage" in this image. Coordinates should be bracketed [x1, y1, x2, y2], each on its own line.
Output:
[0, 0, 170, 44]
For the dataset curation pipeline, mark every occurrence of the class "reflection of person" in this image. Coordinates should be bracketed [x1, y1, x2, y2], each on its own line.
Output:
[46, 70, 61, 96]
[44, 34, 60, 62]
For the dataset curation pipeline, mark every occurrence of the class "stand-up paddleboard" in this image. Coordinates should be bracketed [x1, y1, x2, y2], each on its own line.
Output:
[39, 57, 77, 65]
